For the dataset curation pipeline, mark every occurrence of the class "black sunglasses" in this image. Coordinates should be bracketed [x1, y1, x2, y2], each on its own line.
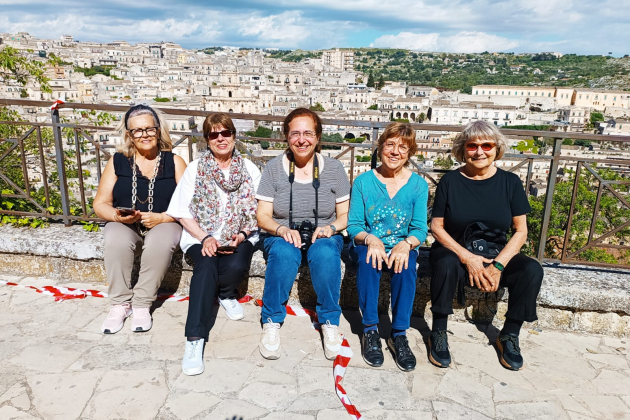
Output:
[207, 129, 234, 140]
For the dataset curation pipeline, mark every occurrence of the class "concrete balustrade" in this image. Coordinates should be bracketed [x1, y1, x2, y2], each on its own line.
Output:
[1, 224, 629, 336]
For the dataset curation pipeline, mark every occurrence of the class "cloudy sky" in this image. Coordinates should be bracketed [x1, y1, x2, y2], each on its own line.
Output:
[0, 0, 628, 55]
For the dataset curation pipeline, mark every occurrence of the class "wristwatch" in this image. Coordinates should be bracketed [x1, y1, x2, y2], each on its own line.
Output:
[404, 237, 414, 249]
[329, 224, 337, 234]
[492, 260, 505, 272]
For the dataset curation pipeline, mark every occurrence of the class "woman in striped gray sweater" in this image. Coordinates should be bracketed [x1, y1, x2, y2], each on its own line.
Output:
[256, 108, 351, 362]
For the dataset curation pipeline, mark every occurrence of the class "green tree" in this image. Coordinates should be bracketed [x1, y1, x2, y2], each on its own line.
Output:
[245, 126, 273, 138]
[367, 104, 378, 110]
[245, 126, 273, 149]
[527, 167, 630, 264]
[418, 112, 426, 123]
[562, 138, 573, 145]
[367, 72, 375, 88]
[0, 46, 53, 93]
[377, 74, 385, 89]
[574, 139, 592, 147]
[434, 156, 454, 169]
[309, 102, 325, 112]
[321, 133, 343, 150]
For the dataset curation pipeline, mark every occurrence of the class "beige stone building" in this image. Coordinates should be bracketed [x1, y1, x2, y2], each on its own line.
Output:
[322, 48, 354, 71]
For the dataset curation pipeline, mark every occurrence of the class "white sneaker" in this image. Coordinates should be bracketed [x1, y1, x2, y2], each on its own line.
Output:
[101, 303, 132, 334]
[259, 319, 281, 360]
[182, 339, 205, 376]
[321, 320, 342, 360]
[219, 298, 245, 321]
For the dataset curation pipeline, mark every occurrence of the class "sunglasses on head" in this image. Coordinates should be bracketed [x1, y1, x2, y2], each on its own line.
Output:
[465, 142, 496, 152]
[207, 129, 234, 140]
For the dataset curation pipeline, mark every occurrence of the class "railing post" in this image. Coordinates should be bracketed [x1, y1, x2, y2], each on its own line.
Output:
[372, 127, 378, 151]
[51, 108, 72, 227]
[536, 137, 563, 261]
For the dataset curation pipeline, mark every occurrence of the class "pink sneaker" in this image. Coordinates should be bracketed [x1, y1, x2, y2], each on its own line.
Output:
[101, 303, 132, 334]
[131, 307, 153, 332]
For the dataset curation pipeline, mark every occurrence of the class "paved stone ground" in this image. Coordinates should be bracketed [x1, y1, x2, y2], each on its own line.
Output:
[1, 273, 630, 420]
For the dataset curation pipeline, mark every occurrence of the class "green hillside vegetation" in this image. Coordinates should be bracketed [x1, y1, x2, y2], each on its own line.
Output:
[74, 65, 120, 79]
[353, 50, 630, 93]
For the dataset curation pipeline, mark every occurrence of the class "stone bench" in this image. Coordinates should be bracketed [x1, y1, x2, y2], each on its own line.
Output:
[1, 224, 629, 336]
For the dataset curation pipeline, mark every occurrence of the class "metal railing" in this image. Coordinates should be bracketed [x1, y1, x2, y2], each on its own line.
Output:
[2, 99, 630, 269]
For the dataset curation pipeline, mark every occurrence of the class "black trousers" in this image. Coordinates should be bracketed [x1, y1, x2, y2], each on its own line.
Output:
[429, 246, 544, 322]
[185, 241, 254, 340]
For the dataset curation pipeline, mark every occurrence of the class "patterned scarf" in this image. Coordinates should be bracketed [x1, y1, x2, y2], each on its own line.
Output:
[189, 149, 258, 246]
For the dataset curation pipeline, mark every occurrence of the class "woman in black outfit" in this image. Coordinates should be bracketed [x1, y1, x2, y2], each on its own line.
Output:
[429, 120, 543, 371]
[94, 104, 186, 334]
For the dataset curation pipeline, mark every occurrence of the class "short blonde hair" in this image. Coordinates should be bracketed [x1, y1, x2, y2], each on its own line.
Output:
[116, 105, 173, 157]
[377, 122, 417, 166]
[451, 120, 507, 162]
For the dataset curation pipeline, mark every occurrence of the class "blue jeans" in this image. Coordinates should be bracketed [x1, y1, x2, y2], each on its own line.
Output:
[261, 234, 344, 325]
[350, 244, 418, 330]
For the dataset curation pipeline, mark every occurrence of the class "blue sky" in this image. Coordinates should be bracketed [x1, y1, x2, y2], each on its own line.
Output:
[0, 0, 628, 55]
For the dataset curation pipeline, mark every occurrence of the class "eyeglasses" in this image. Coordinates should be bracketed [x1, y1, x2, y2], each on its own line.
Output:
[129, 127, 158, 138]
[208, 129, 234, 140]
[383, 142, 410, 154]
[289, 131, 316, 140]
[465, 142, 496, 152]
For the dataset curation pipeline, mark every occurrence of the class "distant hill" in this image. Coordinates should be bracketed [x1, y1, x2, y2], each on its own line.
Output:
[352, 50, 630, 93]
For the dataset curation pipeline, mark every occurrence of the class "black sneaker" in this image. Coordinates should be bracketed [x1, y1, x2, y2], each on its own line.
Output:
[387, 334, 416, 372]
[361, 329, 384, 367]
[496, 334, 524, 370]
[428, 330, 451, 368]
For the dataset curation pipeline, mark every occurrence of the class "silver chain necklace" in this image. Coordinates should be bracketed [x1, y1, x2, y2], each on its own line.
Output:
[132, 151, 162, 236]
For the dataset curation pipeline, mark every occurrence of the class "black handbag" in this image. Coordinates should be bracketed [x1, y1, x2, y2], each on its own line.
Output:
[457, 222, 507, 307]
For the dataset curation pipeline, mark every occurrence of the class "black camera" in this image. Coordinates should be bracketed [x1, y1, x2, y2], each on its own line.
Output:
[291, 220, 316, 251]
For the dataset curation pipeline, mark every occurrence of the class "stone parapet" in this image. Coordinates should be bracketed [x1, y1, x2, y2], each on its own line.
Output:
[1, 224, 629, 336]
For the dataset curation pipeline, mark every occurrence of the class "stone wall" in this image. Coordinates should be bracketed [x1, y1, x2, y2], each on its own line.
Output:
[1, 224, 629, 337]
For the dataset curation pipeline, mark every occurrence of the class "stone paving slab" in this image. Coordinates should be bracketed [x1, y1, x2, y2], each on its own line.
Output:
[1, 273, 630, 420]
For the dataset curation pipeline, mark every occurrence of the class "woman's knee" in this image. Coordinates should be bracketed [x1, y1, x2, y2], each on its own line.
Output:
[520, 258, 544, 287]
[222, 258, 251, 279]
[308, 238, 341, 262]
[266, 239, 301, 263]
[146, 223, 181, 250]
[104, 223, 137, 251]
[430, 251, 461, 276]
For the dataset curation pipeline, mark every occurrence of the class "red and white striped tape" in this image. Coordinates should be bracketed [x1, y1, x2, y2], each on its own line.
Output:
[334, 335, 362, 419]
[0, 280, 106, 301]
[0, 281, 258, 304]
[1, 281, 362, 418]
[50, 98, 65, 110]
[256, 298, 362, 419]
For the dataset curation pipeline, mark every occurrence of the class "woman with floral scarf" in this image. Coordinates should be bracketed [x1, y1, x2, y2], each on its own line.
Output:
[167, 113, 261, 376]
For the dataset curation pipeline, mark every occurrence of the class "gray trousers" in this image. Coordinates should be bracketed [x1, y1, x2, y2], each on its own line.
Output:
[103, 222, 182, 308]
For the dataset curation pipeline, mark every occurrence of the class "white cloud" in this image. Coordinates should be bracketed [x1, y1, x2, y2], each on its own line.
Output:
[372, 31, 519, 53]
[0, 0, 629, 54]
[238, 11, 310, 46]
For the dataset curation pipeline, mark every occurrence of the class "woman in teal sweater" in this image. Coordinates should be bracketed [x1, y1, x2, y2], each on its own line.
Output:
[347, 122, 429, 372]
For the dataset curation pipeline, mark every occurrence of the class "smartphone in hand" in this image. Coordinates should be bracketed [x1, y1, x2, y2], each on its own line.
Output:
[116, 207, 136, 216]
[217, 245, 238, 252]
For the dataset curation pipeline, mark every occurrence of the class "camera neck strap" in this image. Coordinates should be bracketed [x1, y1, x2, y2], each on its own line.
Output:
[288, 153, 320, 228]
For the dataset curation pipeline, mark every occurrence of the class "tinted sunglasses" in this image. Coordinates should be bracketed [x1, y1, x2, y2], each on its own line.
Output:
[465, 142, 496, 152]
[207, 129, 234, 140]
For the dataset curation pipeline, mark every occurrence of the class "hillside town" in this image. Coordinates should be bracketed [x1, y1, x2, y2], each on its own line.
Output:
[1, 32, 630, 193]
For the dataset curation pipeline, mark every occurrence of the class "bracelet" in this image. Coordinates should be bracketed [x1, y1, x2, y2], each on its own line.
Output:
[492, 260, 505, 272]
[201, 235, 212, 246]
[238, 230, 248, 241]
[364, 233, 373, 245]
[275, 225, 284, 236]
